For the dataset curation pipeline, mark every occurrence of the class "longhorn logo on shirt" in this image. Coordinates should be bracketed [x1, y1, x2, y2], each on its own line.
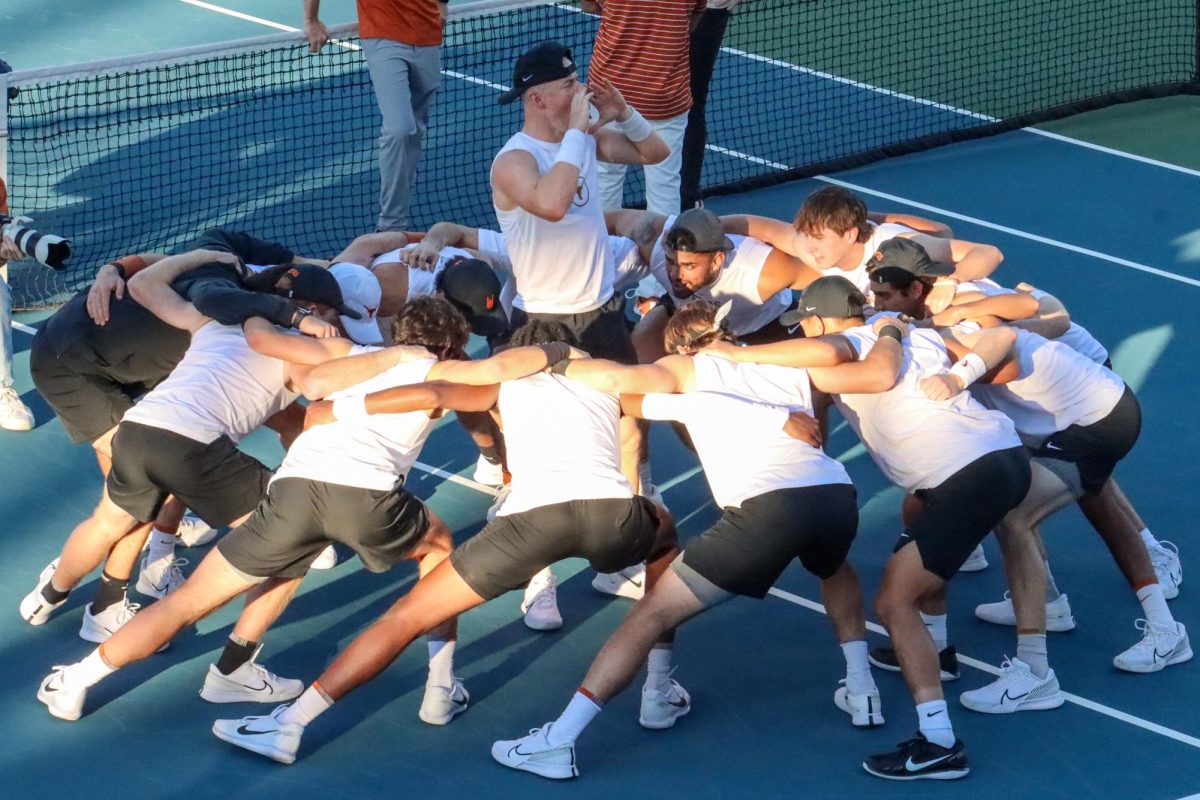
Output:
[485, 295, 496, 310]
[573, 176, 589, 207]
[364, 305, 378, 320]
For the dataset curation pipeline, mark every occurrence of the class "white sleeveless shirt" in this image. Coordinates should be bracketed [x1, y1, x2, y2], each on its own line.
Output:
[834, 326, 1021, 491]
[640, 356, 851, 508]
[651, 216, 790, 335]
[273, 354, 440, 491]
[123, 321, 297, 444]
[966, 328, 1126, 444]
[493, 131, 614, 314]
[496, 372, 632, 516]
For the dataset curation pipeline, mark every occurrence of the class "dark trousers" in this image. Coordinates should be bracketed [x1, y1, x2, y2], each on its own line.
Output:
[680, 8, 732, 208]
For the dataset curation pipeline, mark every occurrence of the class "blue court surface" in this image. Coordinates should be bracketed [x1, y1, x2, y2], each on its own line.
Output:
[2, 2, 1199, 799]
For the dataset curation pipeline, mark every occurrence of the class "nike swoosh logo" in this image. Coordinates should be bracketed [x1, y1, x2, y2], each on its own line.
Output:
[1002, 689, 1031, 703]
[667, 696, 689, 708]
[236, 723, 280, 736]
[624, 576, 644, 589]
[924, 709, 944, 717]
[905, 753, 952, 771]
[1154, 648, 1174, 661]
[243, 681, 272, 694]
[804, 305, 817, 312]
[509, 744, 542, 758]
[1045, 442, 1064, 451]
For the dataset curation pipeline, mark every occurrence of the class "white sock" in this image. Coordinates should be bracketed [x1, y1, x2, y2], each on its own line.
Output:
[916, 699, 955, 748]
[840, 640, 875, 694]
[278, 684, 333, 727]
[1017, 633, 1050, 679]
[427, 638, 456, 688]
[920, 612, 948, 652]
[644, 643, 674, 694]
[546, 691, 602, 747]
[1140, 527, 1161, 549]
[147, 529, 177, 564]
[1137, 583, 1175, 630]
[61, 649, 117, 690]
[524, 566, 554, 603]
[1044, 559, 1062, 602]
[637, 460, 653, 494]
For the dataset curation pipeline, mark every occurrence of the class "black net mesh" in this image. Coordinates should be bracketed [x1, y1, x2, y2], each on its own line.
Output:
[5, 0, 1197, 307]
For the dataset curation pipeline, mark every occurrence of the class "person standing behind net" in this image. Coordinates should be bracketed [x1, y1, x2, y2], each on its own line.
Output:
[303, 0, 447, 232]
[0, 175, 35, 431]
[587, 0, 705, 216]
[679, 0, 740, 209]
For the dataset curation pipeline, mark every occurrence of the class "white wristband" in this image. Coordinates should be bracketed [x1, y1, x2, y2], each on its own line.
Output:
[617, 108, 653, 142]
[948, 352, 987, 388]
[553, 129, 588, 171]
[332, 394, 370, 423]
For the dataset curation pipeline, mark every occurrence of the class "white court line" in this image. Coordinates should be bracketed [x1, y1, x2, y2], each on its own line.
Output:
[766, 587, 1200, 751]
[814, 176, 1200, 289]
[13, 320, 37, 335]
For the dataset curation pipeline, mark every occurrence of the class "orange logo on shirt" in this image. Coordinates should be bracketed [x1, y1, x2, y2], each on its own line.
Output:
[486, 295, 496, 310]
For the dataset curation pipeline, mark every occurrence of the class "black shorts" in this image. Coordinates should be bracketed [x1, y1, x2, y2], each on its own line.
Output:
[450, 496, 659, 600]
[1032, 385, 1140, 495]
[106, 421, 271, 527]
[30, 294, 188, 444]
[217, 477, 430, 580]
[899, 446, 1032, 581]
[511, 292, 637, 365]
[31, 332, 143, 444]
[680, 483, 858, 598]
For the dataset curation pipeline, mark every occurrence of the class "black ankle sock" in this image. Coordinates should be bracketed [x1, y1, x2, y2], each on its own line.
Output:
[215, 635, 258, 675]
[90, 571, 128, 613]
[41, 581, 69, 604]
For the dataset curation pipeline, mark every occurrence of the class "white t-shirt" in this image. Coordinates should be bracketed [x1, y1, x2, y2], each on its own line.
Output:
[123, 320, 298, 444]
[639, 356, 851, 508]
[651, 216, 790, 335]
[272, 354, 439, 491]
[967, 329, 1126, 444]
[496, 372, 632, 516]
[957, 278, 1109, 365]
[834, 325, 1021, 491]
[493, 131, 614, 314]
[822, 222, 915, 294]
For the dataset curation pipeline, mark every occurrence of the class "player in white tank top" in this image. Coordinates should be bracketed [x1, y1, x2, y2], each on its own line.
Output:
[869, 249, 1189, 707]
[701, 277, 1036, 779]
[489, 44, 667, 316]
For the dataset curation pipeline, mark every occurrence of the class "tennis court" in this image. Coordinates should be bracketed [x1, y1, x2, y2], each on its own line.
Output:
[1, 2, 1198, 798]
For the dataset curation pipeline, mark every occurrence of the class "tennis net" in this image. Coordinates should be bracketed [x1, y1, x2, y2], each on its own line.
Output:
[3, 0, 1197, 307]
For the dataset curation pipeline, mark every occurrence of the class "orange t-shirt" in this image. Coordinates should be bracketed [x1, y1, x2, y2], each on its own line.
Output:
[358, 0, 444, 46]
[0, 177, 7, 215]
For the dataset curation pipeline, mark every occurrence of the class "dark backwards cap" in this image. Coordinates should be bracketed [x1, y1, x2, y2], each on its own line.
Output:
[866, 237, 955, 284]
[438, 258, 510, 337]
[278, 264, 362, 319]
[665, 208, 734, 253]
[779, 275, 866, 327]
[498, 41, 577, 104]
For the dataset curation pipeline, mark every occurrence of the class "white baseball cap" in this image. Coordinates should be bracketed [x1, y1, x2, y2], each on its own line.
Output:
[330, 262, 384, 345]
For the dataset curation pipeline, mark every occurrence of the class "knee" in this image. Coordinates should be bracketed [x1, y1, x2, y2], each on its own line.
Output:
[874, 590, 907, 629]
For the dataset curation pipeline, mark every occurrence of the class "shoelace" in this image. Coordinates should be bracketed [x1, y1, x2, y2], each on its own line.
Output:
[994, 656, 1031, 683]
[1129, 618, 1175, 651]
[150, 557, 189, 589]
[110, 600, 143, 628]
[530, 584, 557, 610]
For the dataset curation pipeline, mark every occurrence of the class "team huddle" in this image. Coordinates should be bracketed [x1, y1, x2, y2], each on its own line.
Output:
[19, 41, 1188, 782]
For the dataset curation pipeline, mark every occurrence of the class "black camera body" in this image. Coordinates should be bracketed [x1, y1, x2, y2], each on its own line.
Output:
[1, 215, 72, 270]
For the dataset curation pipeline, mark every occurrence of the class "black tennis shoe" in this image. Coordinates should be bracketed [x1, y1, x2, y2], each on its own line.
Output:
[863, 732, 969, 781]
[868, 645, 960, 681]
